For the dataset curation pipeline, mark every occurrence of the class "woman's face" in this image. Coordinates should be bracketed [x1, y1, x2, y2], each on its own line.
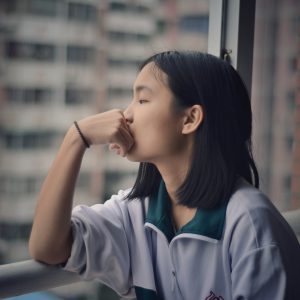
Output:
[124, 62, 188, 163]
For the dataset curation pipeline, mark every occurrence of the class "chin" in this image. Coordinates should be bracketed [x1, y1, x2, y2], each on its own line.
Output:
[125, 152, 142, 162]
[125, 147, 149, 163]
[125, 146, 138, 162]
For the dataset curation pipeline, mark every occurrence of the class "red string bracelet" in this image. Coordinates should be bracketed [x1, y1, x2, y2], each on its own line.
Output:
[74, 121, 90, 148]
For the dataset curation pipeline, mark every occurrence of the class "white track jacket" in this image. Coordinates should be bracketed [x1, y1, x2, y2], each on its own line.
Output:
[63, 179, 300, 300]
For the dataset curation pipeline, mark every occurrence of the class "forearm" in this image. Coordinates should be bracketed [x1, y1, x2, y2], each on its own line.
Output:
[29, 124, 86, 264]
[29, 110, 133, 264]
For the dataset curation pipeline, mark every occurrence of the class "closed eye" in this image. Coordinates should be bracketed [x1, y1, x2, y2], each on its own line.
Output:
[138, 99, 148, 104]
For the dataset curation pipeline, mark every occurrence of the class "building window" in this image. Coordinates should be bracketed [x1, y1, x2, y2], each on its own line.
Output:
[68, 2, 97, 22]
[6, 41, 56, 61]
[108, 87, 132, 98]
[65, 88, 93, 105]
[27, 0, 59, 16]
[0, 222, 32, 241]
[289, 56, 298, 72]
[109, 2, 150, 14]
[109, 31, 151, 42]
[179, 15, 209, 33]
[3, 131, 57, 150]
[108, 58, 142, 68]
[156, 19, 167, 34]
[67, 45, 96, 64]
[5, 87, 53, 105]
[286, 135, 294, 152]
[0, 175, 43, 196]
[109, 2, 126, 12]
[0, 0, 18, 14]
[284, 175, 292, 191]
[135, 5, 150, 13]
[0, 0, 59, 16]
[287, 91, 295, 111]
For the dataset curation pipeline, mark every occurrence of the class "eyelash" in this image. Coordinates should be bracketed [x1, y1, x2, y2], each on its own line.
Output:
[138, 99, 148, 104]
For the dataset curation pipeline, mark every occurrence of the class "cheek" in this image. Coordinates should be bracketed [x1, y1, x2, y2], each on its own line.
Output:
[136, 116, 182, 153]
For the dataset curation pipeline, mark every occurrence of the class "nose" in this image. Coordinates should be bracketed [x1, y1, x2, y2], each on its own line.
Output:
[124, 103, 133, 124]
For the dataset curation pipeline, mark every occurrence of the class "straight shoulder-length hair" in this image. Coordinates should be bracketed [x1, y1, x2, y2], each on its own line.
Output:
[126, 51, 259, 209]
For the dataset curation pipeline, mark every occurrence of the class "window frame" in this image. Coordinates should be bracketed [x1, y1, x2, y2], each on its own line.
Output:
[208, 0, 256, 96]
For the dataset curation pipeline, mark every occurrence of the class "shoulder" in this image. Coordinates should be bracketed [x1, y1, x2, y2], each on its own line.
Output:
[227, 179, 283, 226]
[225, 179, 300, 293]
[225, 179, 297, 249]
[227, 180, 276, 215]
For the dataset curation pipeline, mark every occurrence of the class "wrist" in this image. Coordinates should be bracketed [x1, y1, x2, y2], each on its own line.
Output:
[74, 121, 90, 148]
[64, 124, 87, 152]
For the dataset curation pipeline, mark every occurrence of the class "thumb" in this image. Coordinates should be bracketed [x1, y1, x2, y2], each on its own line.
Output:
[109, 143, 120, 151]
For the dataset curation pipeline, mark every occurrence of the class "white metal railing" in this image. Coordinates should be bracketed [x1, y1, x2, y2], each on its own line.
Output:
[0, 259, 81, 298]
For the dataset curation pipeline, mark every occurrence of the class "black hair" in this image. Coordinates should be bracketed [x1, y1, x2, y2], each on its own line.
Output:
[126, 50, 259, 209]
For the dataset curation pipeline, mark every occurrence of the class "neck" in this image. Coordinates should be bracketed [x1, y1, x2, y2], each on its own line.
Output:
[159, 165, 187, 205]
[153, 144, 197, 230]
[154, 151, 191, 206]
[156, 159, 197, 230]
[152, 135, 194, 207]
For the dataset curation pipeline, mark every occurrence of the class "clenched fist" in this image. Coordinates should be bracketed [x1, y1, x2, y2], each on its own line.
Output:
[77, 109, 134, 157]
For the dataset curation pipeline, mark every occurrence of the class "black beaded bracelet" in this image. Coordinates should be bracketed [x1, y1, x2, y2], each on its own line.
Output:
[74, 121, 90, 148]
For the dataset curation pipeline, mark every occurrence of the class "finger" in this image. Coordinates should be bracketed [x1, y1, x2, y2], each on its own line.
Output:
[109, 143, 119, 151]
[108, 144, 122, 157]
[116, 127, 135, 153]
[111, 145, 125, 157]
[119, 114, 134, 139]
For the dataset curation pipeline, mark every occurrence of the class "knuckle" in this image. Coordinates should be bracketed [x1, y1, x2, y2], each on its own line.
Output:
[114, 117, 124, 128]
[112, 108, 123, 115]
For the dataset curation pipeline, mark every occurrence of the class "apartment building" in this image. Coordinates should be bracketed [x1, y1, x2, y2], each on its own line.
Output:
[0, 0, 104, 263]
[102, 0, 209, 201]
[252, 0, 300, 211]
[0, 0, 209, 298]
[101, 0, 156, 200]
[0, 0, 210, 253]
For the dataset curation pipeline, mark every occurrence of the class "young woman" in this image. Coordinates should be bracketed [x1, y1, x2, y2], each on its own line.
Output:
[29, 51, 300, 300]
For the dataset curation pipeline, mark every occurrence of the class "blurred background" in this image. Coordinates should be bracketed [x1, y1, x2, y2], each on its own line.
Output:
[0, 0, 299, 299]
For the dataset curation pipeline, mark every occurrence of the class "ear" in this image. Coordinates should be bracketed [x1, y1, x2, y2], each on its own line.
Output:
[181, 105, 204, 134]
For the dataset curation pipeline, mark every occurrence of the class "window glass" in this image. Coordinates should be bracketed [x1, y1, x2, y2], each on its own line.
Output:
[251, 0, 300, 211]
[0, 1, 209, 298]
[68, 2, 97, 22]
[6, 41, 56, 61]
[179, 15, 209, 33]
[4, 131, 57, 149]
[5, 87, 53, 104]
[67, 45, 96, 64]
[65, 88, 93, 105]
[0, 0, 18, 14]
[28, 0, 59, 16]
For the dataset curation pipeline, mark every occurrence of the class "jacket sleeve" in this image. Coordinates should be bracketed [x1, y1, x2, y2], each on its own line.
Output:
[62, 192, 135, 298]
[231, 243, 286, 299]
[228, 194, 300, 300]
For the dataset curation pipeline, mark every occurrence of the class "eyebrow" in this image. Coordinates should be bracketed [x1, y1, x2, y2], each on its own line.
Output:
[134, 85, 153, 94]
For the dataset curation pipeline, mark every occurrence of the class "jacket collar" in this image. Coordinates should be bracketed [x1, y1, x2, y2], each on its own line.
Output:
[145, 181, 228, 243]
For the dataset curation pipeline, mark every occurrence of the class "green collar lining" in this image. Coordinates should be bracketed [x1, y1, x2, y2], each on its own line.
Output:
[135, 286, 159, 300]
[145, 180, 227, 242]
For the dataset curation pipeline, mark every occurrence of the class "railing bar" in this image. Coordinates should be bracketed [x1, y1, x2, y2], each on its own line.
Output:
[0, 260, 81, 298]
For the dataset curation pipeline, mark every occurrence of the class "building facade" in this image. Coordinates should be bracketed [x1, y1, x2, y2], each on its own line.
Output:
[252, 0, 300, 211]
[102, 0, 209, 201]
